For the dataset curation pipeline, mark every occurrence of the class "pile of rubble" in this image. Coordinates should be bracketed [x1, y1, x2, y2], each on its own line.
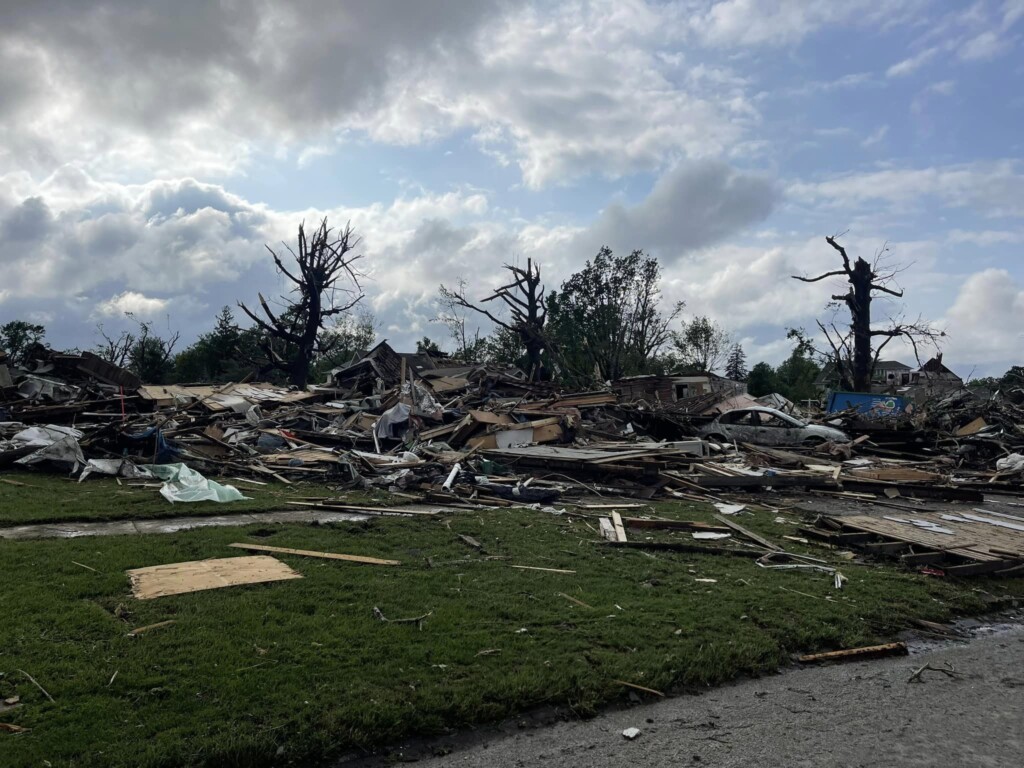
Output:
[4, 341, 1024, 572]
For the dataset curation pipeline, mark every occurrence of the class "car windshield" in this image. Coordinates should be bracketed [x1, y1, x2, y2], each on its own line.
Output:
[771, 412, 806, 427]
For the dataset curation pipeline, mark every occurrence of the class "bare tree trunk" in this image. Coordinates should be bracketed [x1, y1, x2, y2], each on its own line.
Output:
[793, 236, 940, 393]
[850, 258, 874, 392]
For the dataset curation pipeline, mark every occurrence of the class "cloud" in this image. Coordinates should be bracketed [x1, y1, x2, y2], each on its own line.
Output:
[861, 125, 889, 148]
[1, 196, 54, 241]
[942, 269, 1024, 367]
[947, 228, 1024, 245]
[778, 72, 876, 98]
[958, 30, 1011, 60]
[577, 160, 779, 258]
[1005, 0, 1024, 29]
[0, 157, 782, 353]
[788, 160, 1024, 218]
[96, 291, 170, 318]
[886, 47, 939, 77]
[351, 2, 761, 187]
[0, 0, 519, 179]
[910, 78, 955, 114]
[688, 0, 928, 47]
[0, 1, 764, 188]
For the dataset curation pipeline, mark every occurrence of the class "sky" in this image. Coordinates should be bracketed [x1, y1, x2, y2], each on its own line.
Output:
[1, 0, 1022, 378]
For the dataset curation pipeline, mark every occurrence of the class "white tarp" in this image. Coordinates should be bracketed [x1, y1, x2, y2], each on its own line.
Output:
[78, 458, 154, 483]
[144, 463, 247, 503]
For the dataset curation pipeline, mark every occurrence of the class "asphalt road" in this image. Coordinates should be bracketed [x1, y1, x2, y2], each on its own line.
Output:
[390, 624, 1024, 768]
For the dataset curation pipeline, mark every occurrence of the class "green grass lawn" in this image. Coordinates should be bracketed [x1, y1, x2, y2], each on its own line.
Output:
[1, 488, 1022, 768]
[0, 469, 352, 526]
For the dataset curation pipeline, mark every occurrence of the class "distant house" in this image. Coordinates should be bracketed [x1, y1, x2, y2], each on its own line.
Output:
[870, 354, 963, 399]
[872, 360, 913, 386]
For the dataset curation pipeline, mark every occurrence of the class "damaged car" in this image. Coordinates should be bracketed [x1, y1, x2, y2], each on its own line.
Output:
[700, 406, 848, 447]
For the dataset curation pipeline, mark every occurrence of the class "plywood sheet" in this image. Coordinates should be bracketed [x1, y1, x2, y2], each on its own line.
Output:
[128, 555, 302, 599]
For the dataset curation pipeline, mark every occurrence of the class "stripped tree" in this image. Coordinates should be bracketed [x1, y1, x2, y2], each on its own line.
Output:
[239, 218, 364, 387]
[792, 235, 942, 392]
[439, 258, 548, 379]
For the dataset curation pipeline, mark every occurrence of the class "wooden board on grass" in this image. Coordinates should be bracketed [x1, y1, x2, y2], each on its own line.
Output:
[127, 555, 302, 599]
[228, 542, 400, 566]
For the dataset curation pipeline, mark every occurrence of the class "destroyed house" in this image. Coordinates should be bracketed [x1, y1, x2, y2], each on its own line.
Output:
[612, 373, 745, 404]
[398, 352, 436, 376]
[868, 355, 963, 397]
[326, 340, 406, 391]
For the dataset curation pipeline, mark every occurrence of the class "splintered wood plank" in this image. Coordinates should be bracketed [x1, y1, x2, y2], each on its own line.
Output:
[227, 543, 400, 566]
[712, 514, 782, 552]
[611, 511, 628, 543]
[127, 556, 302, 599]
[510, 565, 576, 574]
[799, 642, 908, 664]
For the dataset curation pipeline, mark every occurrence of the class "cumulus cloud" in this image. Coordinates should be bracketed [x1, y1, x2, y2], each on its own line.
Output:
[96, 291, 170, 318]
[0, 0, 517, 179]
[942, 269, 1024, 367]
[351, 1, 761, 187]
[0, 155, 784, 352]
[0, 0, 765, 188]
[576, 160, 779, 258]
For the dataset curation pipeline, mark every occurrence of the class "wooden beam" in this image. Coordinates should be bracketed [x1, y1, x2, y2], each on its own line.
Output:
[228, 543, 400, 566]
[510, 565, 576, 574]
[712, 514, 782, 552]
[799, 642, 908, 664]
[611, 511, 628, 543]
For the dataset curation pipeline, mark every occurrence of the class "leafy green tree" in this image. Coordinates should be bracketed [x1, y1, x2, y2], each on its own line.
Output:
[483, 325, 528, 370]
[774, 329, 822, 403]
[1001, 366, 1024, 389]
[673, 316, 731, 373]
[0, 320, 46, 366]
[128, 320, 179, 384]
[173, 307, 269, 383]
[547, 247, 681, 386]
[746, 362, 777, 397]
[416, 337, 445, 356]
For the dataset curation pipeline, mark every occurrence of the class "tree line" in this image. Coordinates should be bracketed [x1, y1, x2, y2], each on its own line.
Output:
[2, 220, 971, 401]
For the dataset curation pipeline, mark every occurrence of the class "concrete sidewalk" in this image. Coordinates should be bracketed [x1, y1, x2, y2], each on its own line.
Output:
[0, 508, 369, 539]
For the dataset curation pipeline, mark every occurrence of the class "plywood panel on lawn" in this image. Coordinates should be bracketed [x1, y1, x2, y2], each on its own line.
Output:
[128, 555, 302, 599]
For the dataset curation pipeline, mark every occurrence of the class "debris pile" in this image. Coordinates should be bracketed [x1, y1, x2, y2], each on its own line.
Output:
[3, 341, 1023, 576]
